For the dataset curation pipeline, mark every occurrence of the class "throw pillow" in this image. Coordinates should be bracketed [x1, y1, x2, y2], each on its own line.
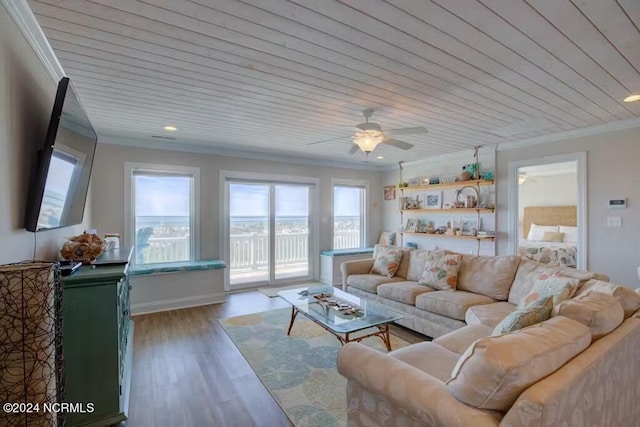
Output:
[492, 297, 553, 335]
[418, 253, 462, 291]
[369, 246, 402, 278]
[377, 231, 395, 246]
[541, 231, 565, 242]
[519, 274, 580, 308]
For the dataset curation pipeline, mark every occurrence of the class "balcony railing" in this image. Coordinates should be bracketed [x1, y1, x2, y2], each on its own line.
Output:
[140, 230, 361, 268]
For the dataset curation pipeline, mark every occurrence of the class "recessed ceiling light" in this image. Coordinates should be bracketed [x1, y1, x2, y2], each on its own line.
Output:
[623, 94, 640, 103]
[376, 156, 384, 159]
[163, 125, 178, 131]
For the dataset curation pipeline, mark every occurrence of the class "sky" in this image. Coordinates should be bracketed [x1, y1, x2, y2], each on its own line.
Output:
[133, 179, 361, 217]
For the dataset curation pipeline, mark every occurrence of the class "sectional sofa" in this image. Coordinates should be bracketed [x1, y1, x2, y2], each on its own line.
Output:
[340, 245, 612, 338]
[338, 245, 640, 426]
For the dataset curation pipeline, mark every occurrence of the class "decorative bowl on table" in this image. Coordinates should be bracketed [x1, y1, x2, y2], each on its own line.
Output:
[60, 233, 107, 263]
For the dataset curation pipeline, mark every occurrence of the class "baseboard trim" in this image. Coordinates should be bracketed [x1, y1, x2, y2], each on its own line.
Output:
[131, 293, 226, 315]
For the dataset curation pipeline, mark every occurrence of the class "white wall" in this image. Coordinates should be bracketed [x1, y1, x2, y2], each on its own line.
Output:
[90, 143, 383, 270]
[0, 5, 91, 263]
[518, 172, 578, 238]
[496, 127, 640, 287]
[382, 147, 496, 255]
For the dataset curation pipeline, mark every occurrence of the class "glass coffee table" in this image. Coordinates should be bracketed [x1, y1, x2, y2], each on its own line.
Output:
[278, 286, 403, 351]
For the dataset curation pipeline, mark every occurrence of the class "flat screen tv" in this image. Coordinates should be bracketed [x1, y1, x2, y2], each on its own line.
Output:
[25, 77, 97, 232]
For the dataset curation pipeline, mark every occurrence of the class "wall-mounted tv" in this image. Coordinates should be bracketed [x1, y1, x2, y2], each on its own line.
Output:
[25, 77, 97, 232]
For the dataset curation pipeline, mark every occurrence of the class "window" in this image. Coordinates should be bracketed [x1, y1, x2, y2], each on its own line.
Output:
[125, 164, 199, 264]
[333, 181, 367, 249]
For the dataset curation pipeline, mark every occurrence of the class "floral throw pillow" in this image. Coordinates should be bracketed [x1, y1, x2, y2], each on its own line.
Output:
[418, 253, 462, 291]
[370, 246, 402, 278]
[519, 274, 580, 308]
[492, 297, 553, 335]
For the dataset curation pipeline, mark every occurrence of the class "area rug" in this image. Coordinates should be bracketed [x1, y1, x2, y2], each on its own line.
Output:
[258, 282, 324, 298]
[219, 308, 410, 427]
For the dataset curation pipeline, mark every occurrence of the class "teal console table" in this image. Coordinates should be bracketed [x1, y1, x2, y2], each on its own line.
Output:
[61, 248, 133, 426]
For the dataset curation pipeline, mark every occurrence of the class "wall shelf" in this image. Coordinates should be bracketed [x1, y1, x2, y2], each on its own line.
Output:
[401, 208, 494, 213]
[400, 232, 495, 241]
[399, 179, 494, 192]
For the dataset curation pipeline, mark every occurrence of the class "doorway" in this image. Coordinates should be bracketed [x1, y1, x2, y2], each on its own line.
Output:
[508, 153, 587, 269]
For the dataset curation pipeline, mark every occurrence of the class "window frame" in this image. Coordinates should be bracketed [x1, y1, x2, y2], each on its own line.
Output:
[124, 162, 200, 264]
[331, 178, 368, 250]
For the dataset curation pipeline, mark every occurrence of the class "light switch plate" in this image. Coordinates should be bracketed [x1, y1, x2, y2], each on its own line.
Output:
[607, 216, 622, 228]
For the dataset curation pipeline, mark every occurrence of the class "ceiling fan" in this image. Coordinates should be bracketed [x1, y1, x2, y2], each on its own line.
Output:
[307, 109, 428, 155]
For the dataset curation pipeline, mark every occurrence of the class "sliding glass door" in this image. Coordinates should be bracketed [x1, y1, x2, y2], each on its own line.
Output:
[227, 179, 313, 289]
[275, 185, 309, 280]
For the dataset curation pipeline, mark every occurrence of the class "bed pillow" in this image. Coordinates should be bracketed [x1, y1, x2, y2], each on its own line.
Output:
[527, 224, 559, 241]
[541, 231, 565, 242]
[559, 226, 578, 243]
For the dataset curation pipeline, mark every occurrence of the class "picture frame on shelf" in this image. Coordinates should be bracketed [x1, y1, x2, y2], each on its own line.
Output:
[424, 191, 442, 209]
[408, 177, 421, 187]
[461, 218, 480, 236]
[383, 185, 396, 200]
[404, 218, 417, 232]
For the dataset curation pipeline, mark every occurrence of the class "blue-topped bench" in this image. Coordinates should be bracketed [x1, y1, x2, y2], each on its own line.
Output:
[128, 260, 227, 315]
[320, 248, 374, 286]
[129, 260, 227, 276]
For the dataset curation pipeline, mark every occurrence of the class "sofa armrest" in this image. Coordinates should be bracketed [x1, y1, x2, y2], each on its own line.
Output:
[337, 343, 500, 427]
[593, 272, 609, 282]
[340, 258, 374, 290]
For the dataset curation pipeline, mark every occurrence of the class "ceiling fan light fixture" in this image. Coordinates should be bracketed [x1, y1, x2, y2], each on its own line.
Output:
[353, 129, 384, 153]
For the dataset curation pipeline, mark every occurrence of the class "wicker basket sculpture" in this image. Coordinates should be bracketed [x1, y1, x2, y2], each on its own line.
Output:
[60, 233, 106, 263]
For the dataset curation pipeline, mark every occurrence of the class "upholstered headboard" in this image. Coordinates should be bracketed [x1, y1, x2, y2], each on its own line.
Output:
[523, 206, 577, 238]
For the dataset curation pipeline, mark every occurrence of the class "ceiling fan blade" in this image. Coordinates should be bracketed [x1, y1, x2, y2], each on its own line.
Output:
[383, 126, 428, 136]
[382, 138, 414, 150]
[307, 135, 351, 145]
[348, 144, 359, 155]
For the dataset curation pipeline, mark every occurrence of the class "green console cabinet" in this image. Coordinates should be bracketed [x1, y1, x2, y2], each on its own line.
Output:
[61, 249, 134, 426]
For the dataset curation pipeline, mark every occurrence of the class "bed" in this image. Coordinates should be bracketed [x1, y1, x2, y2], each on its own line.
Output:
[518, 206, 578, 268]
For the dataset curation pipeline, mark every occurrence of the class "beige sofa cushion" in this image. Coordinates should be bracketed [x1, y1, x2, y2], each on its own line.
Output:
[575, 279, 640, 319]
[508, 259, 595, 305]
[416, 291, 495, 321]
[465, 301, 517, 328]
[390, 342, 460, 382]
[446, 316, 591, 412]
[556, 292, 624, 340]
[458, 255, 521, 300]
[377, 281, 433, 305]
[406, 249, 430, 281]
[346, 274, 403, 294]
[434, 324, 493, 355]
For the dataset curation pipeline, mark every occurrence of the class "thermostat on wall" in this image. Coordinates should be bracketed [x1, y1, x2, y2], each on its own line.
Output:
[608, 199, 626, 209]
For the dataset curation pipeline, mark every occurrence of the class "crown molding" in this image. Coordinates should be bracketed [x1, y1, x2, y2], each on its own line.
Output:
[2, 0, 64, 81]
[98, 136, 386, 172]
[496, 118, 640, 151]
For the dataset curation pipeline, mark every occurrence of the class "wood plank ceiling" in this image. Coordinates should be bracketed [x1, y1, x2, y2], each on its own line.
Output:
[27, 0, 640, 166]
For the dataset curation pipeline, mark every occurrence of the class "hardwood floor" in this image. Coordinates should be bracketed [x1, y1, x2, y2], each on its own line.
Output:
[127, 290, 426, 427]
